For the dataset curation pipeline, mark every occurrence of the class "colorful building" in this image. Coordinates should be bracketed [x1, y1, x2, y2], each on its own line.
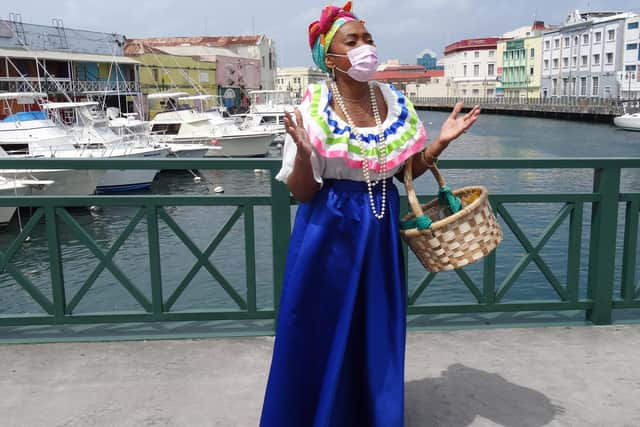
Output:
[0, 16, 139, 117]
[416, 49, 444, 71]
[621, 15, 640, 99]
[442, 37, 508, 98]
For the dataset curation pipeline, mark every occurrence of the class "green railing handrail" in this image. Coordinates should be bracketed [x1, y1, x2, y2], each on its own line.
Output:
[1, 158, 640, 169]
[0, 157, 638, 336]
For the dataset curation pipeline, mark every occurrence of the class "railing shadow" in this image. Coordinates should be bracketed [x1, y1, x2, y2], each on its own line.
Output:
[405, 363, 565, 427]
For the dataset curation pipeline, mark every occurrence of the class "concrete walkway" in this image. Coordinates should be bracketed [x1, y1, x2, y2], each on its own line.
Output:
[1, 325, 639, 427]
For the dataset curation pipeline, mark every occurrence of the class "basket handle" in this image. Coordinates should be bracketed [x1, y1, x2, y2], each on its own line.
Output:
[403, 153, 447, 220]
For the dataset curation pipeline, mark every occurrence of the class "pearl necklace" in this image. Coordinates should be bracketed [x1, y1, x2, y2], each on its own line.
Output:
[331, 81, 388, 220]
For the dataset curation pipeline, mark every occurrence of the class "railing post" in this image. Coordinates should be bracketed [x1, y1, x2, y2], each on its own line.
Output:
[147, 205, 164, 317]
[270, 168, 292, 322]
[586, 166, 621, 325]
[45, 206, 66, 318]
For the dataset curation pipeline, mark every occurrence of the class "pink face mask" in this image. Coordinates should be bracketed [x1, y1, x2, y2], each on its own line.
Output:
[329, 44, 379, 82]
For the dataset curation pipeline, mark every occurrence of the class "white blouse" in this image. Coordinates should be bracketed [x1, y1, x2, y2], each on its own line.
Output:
[275, 80, 427, 186]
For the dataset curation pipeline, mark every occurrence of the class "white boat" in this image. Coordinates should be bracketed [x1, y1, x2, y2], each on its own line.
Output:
[239, 89, 296, 136]
[148, 92, 275, 157]
[613, 112, 640, 131]
[39, 101, 167, 192]
[0, 176, 53, 226]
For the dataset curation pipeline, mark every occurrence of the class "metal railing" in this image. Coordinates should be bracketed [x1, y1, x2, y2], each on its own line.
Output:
[0, 158, 638, 335]
[0, 79, 140, 94]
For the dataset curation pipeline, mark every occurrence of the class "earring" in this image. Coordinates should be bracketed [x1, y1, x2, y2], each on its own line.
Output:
[330, 67, 336, 80]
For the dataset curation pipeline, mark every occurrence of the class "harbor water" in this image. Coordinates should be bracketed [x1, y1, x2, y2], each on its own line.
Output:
[1, 111, 639, 317]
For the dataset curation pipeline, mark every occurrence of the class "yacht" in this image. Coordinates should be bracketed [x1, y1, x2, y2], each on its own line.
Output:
[0, 176, 53, 226]
[148, 92, 275, 157]
[613, 112, 640, 131]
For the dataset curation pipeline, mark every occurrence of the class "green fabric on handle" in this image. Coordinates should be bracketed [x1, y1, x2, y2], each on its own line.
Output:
[438, 186, 462, 214]
[400, 215, 433, 231]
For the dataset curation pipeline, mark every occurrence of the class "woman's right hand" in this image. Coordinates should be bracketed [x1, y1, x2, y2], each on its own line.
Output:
[284, 110, 313, 160]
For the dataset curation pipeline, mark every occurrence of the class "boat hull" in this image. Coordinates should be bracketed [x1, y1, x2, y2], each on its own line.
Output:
[205, 133, 276, 157]
[613, 116, 640, 131]
[95, 148, 166, 193]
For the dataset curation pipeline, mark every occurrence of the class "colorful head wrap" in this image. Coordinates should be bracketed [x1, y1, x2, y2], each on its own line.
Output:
[308, 1, 359, 72]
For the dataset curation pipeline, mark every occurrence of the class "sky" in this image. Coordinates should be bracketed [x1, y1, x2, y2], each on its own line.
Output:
[4, 0, 639, 67]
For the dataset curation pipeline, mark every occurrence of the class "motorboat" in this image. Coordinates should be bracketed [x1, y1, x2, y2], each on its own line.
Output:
[613, 112, 640, 131]
[0, 176, 53, 226]
[148, 92, 275, 157]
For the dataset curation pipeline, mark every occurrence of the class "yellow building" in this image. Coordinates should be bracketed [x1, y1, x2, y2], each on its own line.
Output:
[125, 43, 217, 117]
[497, 35, 543, 99]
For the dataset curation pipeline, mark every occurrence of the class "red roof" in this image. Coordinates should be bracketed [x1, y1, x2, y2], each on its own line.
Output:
[373, 69, 444, 82]
[444, 37, 509, 55]
[125, 35, 263, 54]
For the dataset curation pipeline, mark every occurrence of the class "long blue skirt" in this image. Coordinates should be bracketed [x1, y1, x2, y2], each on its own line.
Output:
[260, 178, 407, 427]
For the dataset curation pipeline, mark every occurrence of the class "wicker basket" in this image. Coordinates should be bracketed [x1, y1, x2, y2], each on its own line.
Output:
[400, 156, 503, 272]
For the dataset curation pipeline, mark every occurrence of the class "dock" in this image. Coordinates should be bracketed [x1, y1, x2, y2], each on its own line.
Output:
[410, 97, 635, 122]
[1, 325, 639, 426]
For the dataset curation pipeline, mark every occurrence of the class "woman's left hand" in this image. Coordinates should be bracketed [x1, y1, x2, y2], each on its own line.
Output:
[438, 101, 481, 144]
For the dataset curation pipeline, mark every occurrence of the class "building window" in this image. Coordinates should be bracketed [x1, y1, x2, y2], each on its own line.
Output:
[606, 52, 614, 64]
[545, 40, 550, 50]
[592, 76, 599, 96]
[563, 78, 569, 95]
[262, 56, 265, 67]
[593, 54, 600, 66]
[553, 58, 559, 69]
[475, 51, 480, 59]
[152, 68, 159, 82]
[462, 89, 467, 95]
[574, 35, 579, 46]
[580, 77, 587, 96]
[473, 64, 479, 77]
[554, 38, 560, 49]
[489, 50, 495, 57]
[581, 55, 588, 67]
[552, 78, 557, 95]
[607, 29, 615, 41]
[583, 34, 589, 45]
[544, 59, 549, 70]
[464, 52, 468, 58]
[628, 22, 639, 30]
[564, 37, 570, 46]
[463, 65, 467, 77]
[594, 32, 602, 43]
[627, 43, 639, 50]
[563, 57, 569, 68]
[472, 88, 479, 95]
[572, 77, 576, 95]
[530, 67, 534, 76]
[487, 88, 494, 96]
[626, 65, 637, 71]
[488, 63, 495, 76]
[530, 48, 535, 58]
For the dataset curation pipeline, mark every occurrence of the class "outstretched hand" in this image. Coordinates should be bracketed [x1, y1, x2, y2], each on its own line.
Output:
[284, 110, 313, 160]
[439, 101, 481, 144]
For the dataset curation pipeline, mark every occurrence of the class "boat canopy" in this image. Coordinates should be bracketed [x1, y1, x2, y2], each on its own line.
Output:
[0, 92, 47, 100]
[41, 101, 99, 110]
[147, 92, 190, 100]
[2, 111, 48, 122]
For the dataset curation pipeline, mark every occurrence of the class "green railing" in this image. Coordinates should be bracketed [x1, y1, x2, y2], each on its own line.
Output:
[0, 158, 638, 335]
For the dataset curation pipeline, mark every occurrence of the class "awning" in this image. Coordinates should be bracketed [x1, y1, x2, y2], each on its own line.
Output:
[0, 48, 140, 65]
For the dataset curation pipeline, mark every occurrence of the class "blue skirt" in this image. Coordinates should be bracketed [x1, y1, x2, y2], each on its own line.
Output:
[260, 178, 407, 427]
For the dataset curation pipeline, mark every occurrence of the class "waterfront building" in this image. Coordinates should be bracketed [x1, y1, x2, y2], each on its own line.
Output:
[125, 39, 261, 114]
[416, 48, 444, 71]
[442, 37, 508, 98]
[0, 15, 139, 118]
[128, 36, 276, 91]
[621, 15, 640, 99]
[276, 66, 325, 100]
[541, 10, 638, 99]
[496, 21, 548, 99]
[372, 63, 445, 97]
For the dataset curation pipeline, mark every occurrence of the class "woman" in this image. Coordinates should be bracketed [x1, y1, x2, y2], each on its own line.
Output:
[260, 3, 481, 426]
